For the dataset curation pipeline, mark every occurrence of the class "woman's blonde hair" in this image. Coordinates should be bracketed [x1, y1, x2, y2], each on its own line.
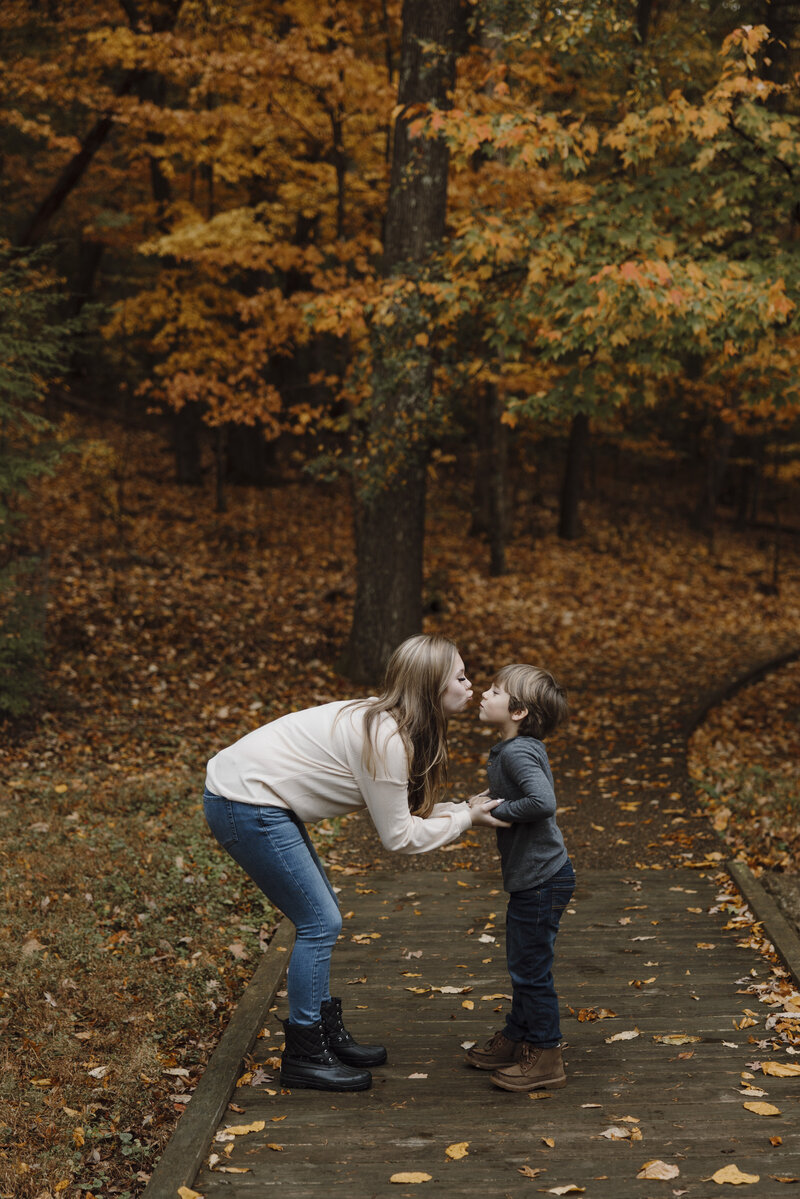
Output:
[361, 634, 459, 818]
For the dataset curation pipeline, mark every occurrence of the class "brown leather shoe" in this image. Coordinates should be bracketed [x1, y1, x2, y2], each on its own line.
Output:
[465, 1030, 522, 1070]
[490, 1044, 566, 1092]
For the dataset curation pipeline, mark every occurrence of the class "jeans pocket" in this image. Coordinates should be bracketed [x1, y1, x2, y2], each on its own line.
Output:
[204, 796, 240, 849]
[551, 882, 575, 920]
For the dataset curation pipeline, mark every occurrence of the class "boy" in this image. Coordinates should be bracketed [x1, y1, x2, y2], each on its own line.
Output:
[465, 664, 574, 1091]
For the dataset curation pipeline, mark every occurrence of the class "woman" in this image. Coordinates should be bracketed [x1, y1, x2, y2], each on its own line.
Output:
[203, 634, 508, 1093]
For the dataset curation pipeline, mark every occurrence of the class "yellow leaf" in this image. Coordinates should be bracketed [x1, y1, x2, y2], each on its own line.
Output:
[638, 1160, 680, 1180]
[267, 1143, 284, 1151]
[546, 1188, 585, 1196]
[743, 1101, 780, 1116]
[762, 1062, 800, 1077]
[654, 1034, 701, 1045]
[708, 1164, 760, 1184]
[462, 1000, 474, 1010]
[225, 1121, 265, 1135]
[54, 783, 69, 793]
[178, 1190, 204, 1199]
[445, 1142, 469, 1160]
[518, 1166, 544, 1177]
[542, 1136, 555, 1147]
[390, 1173, 432, 1184]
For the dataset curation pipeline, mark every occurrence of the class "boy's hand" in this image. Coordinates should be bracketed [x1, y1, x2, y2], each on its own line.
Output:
[469, 798, 511, 829]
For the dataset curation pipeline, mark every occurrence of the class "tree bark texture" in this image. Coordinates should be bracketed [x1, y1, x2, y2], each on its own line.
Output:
[340, 0, 462, 683]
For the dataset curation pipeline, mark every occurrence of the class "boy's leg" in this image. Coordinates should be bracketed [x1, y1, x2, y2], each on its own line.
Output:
[503, 861, 576, 1048]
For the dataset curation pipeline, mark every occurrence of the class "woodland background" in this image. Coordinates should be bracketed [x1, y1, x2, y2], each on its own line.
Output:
[1, 1, 799, 1196]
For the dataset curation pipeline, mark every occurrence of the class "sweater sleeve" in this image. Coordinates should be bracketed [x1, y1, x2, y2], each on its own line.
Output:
[491, 743, 557, 824]
[357, 722, 473, 854]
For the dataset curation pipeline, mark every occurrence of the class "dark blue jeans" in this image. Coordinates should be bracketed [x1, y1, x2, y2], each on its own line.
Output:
[503, 858, 575, 1048]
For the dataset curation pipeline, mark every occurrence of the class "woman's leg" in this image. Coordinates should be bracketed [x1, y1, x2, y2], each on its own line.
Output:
[203, 793, 341, 1025]
[503, 860, 575, 1047]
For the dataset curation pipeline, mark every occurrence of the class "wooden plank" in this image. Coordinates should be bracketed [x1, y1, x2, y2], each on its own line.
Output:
[141, 918, 295, 1199]
[172, 868, 800, 1197]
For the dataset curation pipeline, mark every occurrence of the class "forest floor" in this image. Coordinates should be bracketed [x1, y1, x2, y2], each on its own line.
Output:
[1, 418, 799, 1199]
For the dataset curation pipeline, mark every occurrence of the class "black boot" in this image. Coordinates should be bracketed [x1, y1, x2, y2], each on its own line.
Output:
[279, 1019, 372, 1092]
[321, 996, 388, 1067]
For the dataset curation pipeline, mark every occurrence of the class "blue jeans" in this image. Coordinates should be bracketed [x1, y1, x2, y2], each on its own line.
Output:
[203, 789, 342, 1025]
[503, 858, 575, 1048]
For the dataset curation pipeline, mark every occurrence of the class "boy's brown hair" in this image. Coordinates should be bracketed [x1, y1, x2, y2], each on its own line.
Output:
[495, 664, 568, 740]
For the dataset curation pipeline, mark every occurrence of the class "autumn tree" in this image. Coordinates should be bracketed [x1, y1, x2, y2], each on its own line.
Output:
[337, 0, 464, 680]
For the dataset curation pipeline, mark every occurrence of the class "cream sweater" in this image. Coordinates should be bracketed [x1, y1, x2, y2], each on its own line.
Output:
[205, 699, 473, 855]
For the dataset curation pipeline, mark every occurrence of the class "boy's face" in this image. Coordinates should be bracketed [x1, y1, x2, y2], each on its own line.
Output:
[479, 681, 523, 737]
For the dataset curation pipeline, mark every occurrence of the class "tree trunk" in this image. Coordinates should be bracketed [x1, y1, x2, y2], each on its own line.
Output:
[487, 384, 509, 576]
[339, 0, 462, 683]
[558, 412, 589, 541]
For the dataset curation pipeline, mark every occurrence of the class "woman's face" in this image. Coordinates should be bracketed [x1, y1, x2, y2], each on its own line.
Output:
[440, 655, 473, 717]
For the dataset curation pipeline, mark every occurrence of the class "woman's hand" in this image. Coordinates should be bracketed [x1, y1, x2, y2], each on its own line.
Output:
[468, 788, 491, 809]
[469, 798, 511, 828]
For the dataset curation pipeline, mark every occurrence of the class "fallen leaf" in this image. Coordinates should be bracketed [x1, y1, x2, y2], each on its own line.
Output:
[762, 1061, 800, 1077]
[743, 1101, 781, 1116]
[225, 1121, 266, 1136]
[542, 1137, 555, 1147]
[544, 1187, 585, 1195]
[462, 1000, 474, 1010]
[707, 1164, 760, 1184]
[653, 1034, 701, 1045]
[605, 1029, 640, 1043]
[390, 1173, 432, 1184]
[267, 1143, 284, 1151]
[769, 1176, 799, 1184]
[518, 1165, 544, 1177]
[599, 1126, 632, 1140]
[637, 1160, 680, 1180]
[408, 1072, 428, 1079]
[178, 1190, 203, 1199]
[216, 1167, 250, 1173]
[577, 1008, 617, 1022]
[445, 1142, 469, 1159]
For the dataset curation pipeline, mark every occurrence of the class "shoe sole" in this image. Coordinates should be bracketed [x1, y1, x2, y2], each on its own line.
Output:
[279, 1070, 372, 1092]
[491, 1073, 567, 1092]
[337, 1050, 388, 1067]
[465, 1056, 517, 1070]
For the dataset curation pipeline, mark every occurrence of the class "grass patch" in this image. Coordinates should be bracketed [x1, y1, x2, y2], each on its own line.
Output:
[0, 775, 277, 1199]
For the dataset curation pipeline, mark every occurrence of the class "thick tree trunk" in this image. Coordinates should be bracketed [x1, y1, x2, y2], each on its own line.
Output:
[339, 0, 461, 683]
[558, 412, 589, 541]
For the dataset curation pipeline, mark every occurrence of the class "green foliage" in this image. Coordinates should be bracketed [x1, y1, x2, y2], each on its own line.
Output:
[0, 246, 74, 525]
[0, 246, 76, 717]
[0, 556, 48, 717]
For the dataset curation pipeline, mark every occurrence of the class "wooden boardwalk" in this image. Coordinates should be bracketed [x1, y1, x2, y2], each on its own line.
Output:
[191, 868, 799, 1198]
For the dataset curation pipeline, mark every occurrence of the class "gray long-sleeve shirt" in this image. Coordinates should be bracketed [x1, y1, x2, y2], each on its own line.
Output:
[487, 735, 569, 893]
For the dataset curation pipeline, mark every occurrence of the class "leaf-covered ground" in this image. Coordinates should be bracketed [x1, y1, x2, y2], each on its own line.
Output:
[1, 420, 798, 1198]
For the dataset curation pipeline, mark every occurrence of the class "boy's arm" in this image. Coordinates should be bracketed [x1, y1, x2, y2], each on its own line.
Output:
[491, 748, 557, 824]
